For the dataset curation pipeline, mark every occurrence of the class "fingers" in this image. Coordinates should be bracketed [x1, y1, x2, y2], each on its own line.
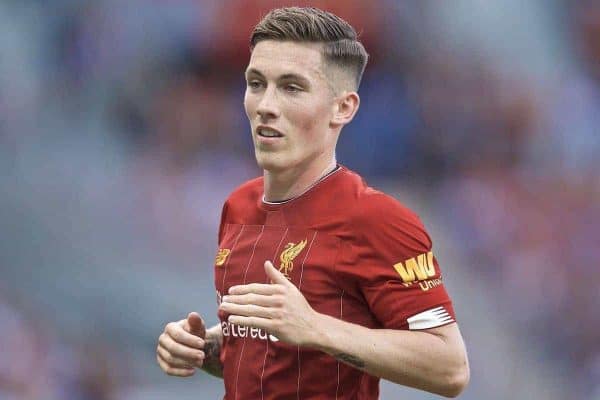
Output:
[228, 282, 283, 295]
[264, 260, 291, 285]
[165, 322, 205, 349]
[228, 315, 272, 330]
[158, 332, 205, 366]
[228, 261, 293, 295]
[222, 293, 283, 307]
[156, 353, 196, 377]
[220, 302, 279, 319]
[156, 346, 195, 369]
[157, 315, 208, 377]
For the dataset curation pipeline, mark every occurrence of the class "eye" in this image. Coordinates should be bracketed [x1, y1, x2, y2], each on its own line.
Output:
[284, 84, 302, 93]
[247, 80, 263, 90]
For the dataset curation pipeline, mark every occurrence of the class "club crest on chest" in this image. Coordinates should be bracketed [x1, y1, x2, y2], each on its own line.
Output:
[278, 239, 308, 279]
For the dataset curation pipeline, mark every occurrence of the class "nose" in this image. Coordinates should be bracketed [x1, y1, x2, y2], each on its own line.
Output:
[256, 86, 280, 121]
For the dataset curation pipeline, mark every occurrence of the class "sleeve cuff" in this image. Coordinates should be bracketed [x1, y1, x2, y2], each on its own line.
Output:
[407, 306, 454, 330]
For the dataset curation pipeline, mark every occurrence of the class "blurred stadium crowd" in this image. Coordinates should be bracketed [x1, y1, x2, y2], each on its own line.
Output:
[1, 1, 598, 399]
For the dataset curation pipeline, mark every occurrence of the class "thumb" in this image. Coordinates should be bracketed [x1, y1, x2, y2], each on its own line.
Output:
[264, 260, 290, 285]
[185, 312, 206, 338]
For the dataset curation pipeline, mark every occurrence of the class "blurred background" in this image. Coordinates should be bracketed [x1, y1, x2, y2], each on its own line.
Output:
[1, 0, 598, 399]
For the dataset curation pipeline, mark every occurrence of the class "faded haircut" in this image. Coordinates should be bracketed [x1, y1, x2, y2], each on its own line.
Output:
[250, 7, 369, 90]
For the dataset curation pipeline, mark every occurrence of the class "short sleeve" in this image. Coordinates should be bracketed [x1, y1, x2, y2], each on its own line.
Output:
[217, 200, 229, 245]
[336, 192, 456, 330]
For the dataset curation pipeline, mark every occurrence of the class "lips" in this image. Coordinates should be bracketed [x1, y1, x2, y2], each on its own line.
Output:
[256, 126, 284, 138]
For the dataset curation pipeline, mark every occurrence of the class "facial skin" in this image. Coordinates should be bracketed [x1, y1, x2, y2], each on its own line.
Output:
[243, 40, 359, 195]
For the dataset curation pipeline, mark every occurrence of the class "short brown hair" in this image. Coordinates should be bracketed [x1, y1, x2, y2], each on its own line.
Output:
[250, 7, 369, 90]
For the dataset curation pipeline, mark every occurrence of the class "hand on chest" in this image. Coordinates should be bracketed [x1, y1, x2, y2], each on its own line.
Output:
[215, 224, 340, 306]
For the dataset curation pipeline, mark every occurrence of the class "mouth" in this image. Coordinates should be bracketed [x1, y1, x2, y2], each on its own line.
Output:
[256, 126, 284, 138]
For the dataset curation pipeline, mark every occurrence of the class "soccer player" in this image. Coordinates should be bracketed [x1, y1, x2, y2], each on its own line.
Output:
[156, 7, 469, 399]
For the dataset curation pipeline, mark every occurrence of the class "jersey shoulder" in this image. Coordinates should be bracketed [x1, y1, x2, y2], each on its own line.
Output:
[227, 176, 263, 203]
[222, 176, 263, 223]
[341, 177, 432, 253]
[352, 181, 425, 233]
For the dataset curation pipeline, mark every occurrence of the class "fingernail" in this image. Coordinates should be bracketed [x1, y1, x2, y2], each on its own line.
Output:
[222, 296, 229, 302]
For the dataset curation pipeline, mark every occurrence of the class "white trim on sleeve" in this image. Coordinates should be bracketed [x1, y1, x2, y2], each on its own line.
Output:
[407, 306, 454, 330]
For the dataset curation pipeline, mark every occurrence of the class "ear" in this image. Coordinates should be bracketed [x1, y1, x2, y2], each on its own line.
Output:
[331, 91, 360, 128]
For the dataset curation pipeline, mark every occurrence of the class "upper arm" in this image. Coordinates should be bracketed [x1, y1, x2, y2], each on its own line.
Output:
[356, 194, 467, 367]
[423, 323, 469, 363]
[423, 323, 464, 347]
[337, 192, 457, 330]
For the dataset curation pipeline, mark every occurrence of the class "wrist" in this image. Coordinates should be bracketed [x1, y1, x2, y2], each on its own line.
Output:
[303, 311, 333, 350]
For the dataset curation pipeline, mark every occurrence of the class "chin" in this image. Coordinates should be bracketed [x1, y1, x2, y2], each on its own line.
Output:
[256, 158, 284, 172]
[255, 151, 291, 172]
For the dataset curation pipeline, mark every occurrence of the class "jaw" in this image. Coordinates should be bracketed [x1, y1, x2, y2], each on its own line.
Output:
[254, 147, 292, 172]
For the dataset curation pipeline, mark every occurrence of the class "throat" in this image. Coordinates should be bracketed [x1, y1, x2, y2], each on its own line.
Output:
[263, 160, 338, 203]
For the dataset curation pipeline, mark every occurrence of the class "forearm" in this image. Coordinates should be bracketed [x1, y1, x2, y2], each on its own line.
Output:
[201, 324, 224, 378]
[308, 314, 469, 398]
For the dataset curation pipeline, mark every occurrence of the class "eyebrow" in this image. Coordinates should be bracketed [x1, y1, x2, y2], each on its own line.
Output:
[245, 68, 311, 86]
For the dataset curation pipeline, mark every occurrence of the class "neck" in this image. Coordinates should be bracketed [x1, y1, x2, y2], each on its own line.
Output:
[263, 156, 337, 202]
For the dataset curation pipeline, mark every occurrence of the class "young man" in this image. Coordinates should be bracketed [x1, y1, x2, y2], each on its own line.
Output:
[156, 7, 469, 399]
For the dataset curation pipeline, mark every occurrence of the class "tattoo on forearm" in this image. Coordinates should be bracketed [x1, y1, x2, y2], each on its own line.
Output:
[202, 339, 223, 378]
[334, 353, 366, 369]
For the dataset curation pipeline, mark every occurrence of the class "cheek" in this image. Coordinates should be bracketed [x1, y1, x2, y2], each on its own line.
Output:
[243, 91, 254, 118]
[290, 98, 330, 133]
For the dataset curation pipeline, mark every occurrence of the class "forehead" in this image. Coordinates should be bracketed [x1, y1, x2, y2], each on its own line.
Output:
[246, 40, 326, 81]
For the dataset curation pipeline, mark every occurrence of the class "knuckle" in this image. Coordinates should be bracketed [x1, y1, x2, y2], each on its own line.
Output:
[273, 295, 284, 307]
[158, 359, 171, 374]
[161, 335, 174, 349]
[273, 319, 283, 329]
[157, 348, 169, 362]
[169, 344, 184, 357]
[163, 352, 174, 364]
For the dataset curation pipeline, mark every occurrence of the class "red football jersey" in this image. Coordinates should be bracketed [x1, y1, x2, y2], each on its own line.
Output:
[214, 166, 456, 400]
